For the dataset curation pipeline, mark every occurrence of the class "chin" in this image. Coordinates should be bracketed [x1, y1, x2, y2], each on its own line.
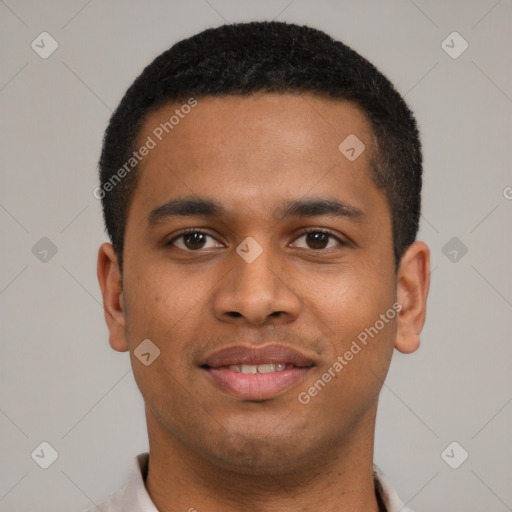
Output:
[207, 440, 303, 476]
[196, 423, 322, 476]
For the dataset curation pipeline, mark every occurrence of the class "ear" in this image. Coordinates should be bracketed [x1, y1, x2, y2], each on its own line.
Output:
[395, 241, 430, 354]
[97, 242, 128, 352]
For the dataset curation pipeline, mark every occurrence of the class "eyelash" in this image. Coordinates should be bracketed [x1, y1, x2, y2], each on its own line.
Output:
[297, 228, 346, 248]
[167, 228, 346, 251]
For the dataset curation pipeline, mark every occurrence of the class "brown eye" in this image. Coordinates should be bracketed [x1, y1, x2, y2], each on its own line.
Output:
[170, 231, 223, 251]
[305, 232, 330, 249]
[292, 230, 343, 250]
[183, 232, 207, 250]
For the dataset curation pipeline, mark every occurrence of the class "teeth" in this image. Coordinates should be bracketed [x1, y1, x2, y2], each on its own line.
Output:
[241, 364, 258, 374]
[257, 363, 275, 374]
[228, 363, 288, 374]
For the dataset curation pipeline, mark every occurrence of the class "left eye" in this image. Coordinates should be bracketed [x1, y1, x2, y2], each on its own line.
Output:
[292, 231, 342, 250]
[170, 231, 223, 251]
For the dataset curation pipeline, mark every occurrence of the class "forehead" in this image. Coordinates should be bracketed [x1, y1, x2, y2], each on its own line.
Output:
[138, 93, 374, 165]
[130, 93, 383, 221]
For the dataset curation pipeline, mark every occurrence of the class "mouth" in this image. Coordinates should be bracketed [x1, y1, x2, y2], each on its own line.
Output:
[200, 344, 315, 401]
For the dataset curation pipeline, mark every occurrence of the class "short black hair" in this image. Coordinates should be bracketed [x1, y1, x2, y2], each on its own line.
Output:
[98, 21, 422, 273]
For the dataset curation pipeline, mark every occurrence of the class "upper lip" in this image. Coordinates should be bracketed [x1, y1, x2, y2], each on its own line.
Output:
[201, 344, 316, 368]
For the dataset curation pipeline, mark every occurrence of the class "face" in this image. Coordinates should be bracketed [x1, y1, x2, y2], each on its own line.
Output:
[98, 93, 429, 475]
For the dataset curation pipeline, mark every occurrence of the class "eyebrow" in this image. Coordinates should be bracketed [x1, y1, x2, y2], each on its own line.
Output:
[148, 196, 364, 225]
[148, 197, 225, 225]
[279, 198, 364, 221]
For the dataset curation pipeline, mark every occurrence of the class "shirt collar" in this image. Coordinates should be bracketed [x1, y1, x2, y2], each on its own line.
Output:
[93, 453, 412, 512]
[373, 464, 414, 512]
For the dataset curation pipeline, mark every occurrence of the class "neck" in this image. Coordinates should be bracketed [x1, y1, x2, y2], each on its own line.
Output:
[144, 405, 382, 512]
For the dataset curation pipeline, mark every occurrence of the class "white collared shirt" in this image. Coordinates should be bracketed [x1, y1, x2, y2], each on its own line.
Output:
[88, 453, 413, 512]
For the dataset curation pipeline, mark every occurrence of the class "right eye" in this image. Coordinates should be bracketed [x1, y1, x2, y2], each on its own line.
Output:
[168, 230, 224, 251]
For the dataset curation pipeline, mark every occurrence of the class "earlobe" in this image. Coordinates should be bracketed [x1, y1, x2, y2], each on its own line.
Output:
[394, 241, 430, 354]
[97, 242, 129, 352]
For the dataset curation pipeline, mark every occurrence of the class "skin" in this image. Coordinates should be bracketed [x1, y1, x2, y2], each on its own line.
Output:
[97, 93, 430, 512]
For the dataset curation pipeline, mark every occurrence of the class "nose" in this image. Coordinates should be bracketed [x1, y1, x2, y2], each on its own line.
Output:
[212, 245, 301, 326]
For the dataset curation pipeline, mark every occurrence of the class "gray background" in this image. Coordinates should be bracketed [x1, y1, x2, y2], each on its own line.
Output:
[1, 0, 511, 511]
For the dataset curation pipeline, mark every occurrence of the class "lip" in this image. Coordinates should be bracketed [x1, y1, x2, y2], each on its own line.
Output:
[201, 344, 315, 401]
[202, 344, 315, 368]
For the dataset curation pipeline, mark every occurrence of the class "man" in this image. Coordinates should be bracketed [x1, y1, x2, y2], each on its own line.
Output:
[95, 21, 430, 512]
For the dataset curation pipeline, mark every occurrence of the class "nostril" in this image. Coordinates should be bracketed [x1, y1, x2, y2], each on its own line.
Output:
[226, 310, 283, 320]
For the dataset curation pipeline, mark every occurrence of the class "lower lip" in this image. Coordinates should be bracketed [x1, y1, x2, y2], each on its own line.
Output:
[204, 367, 311, 401]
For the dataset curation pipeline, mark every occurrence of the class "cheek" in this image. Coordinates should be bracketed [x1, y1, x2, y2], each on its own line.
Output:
[305, 283, 398, 423]
[122, 271, 200, 413]
[122, 264, 214, 385]
[124, 263, 204, 337]
[308, 265, 398, 384]
[309, 266, 395, 333]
